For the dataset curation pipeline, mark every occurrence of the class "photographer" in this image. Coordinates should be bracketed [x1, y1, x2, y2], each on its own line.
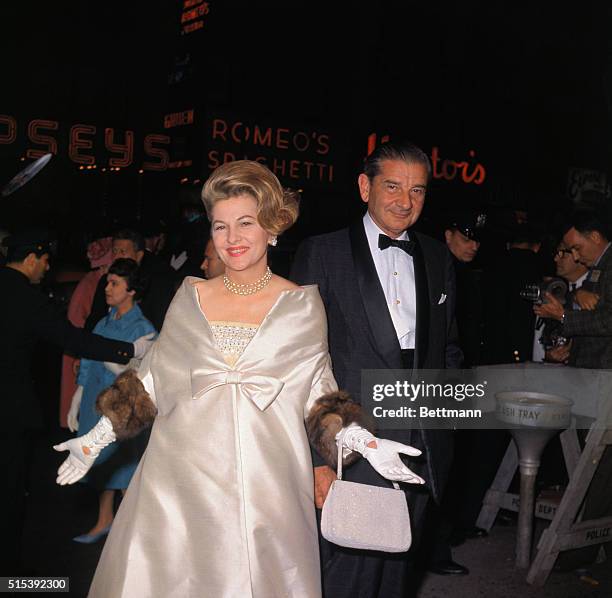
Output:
[532, 241, 588, 363]
[533, 211, 611, 368]
[533, 209, 612, 571]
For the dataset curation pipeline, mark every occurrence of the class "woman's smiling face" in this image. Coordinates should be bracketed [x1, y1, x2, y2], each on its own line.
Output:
[211, 194, 272, 273]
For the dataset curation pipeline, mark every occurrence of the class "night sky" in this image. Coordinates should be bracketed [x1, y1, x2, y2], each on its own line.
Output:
[1, 1, 610, 239]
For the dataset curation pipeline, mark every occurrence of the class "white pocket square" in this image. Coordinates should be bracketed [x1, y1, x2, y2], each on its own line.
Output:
[438, 294, 447, 305]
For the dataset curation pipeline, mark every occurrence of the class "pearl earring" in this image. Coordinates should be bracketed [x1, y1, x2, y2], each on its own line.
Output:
[269, 236, 278, 247]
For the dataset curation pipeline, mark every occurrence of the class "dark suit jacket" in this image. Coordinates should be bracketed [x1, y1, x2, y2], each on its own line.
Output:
[86, 251, 178, 333]
[563, 244, 612, 368]
[481, 248, 544, 364]
[0, 267, 134, 429]
[291, 220, 460, 501]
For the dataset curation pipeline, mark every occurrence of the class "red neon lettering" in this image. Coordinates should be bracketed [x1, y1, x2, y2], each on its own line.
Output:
[0, 115, 17, 144]
[212, 119, 227, 141]
[207, 150, 220, 169]
[253, 126, 272, 147]
[183, 21, 204, 34]
[69, 125, 96, 165]
[289, 160, 300, 178]
[105, 128, 134, 168]
[316, 134, 331, 155]
[272, 158, 286, 176]
[293, 131, 310, 152]
[231, 122, 249, 143]
[143, 134, 170, 171]
[276, 128, 289, 150]
[26, 120, 59, 159]
[431, 146, 485, 185]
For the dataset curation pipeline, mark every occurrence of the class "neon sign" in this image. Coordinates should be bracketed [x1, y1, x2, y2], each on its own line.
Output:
[206, 116, 336, 185]
[0, 115, 171, 171]
[367, 133, 486, 185]
[181, 0, 210, 35]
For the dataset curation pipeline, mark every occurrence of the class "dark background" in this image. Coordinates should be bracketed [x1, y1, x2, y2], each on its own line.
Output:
[1, 1, 611, 250]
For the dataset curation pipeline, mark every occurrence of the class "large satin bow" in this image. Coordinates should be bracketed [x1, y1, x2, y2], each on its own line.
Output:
[191, 370, 285, 411]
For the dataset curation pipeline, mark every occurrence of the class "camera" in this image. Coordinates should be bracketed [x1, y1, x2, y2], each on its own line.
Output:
[520, 277, 568, 305]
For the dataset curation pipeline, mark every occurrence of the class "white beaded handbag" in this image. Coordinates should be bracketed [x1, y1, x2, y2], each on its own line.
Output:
[320, 438, 412, 553]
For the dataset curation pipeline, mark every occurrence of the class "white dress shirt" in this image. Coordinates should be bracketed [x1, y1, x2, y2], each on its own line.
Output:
[363, 212, 417, 349]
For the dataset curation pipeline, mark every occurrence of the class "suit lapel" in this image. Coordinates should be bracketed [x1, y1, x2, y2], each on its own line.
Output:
[349, 221, 403, 369]
[411, 234, 430, 368]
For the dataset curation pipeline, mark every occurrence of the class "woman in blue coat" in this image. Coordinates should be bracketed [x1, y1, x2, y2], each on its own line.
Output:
[66, 258, 157, 543]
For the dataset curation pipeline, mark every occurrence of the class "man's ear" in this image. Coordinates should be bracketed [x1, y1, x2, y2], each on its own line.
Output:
[357, 174, 370, 203]
[136, 250, 145, 264]
[588, 230, 603, 245]
[444, 230, 452, 244]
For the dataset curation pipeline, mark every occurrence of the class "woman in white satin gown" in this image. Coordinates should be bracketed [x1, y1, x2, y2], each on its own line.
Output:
[55, 160, 425, 598]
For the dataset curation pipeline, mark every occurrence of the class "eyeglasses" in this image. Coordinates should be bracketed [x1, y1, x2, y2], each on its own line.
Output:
[555, 249, 573, 258]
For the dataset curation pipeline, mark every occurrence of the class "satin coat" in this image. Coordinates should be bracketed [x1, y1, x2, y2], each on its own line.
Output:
[89, 279, 336, 598]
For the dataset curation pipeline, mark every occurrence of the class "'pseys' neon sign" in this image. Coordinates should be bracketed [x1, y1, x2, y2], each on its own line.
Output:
[367, 133, 486, 185]
[0, 115, 171, 171]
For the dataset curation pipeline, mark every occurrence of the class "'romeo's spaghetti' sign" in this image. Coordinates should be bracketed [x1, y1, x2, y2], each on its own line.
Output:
[204, 114, 341, 188]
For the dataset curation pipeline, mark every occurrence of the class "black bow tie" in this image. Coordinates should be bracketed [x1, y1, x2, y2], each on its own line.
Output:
[378, 234, 415, 256]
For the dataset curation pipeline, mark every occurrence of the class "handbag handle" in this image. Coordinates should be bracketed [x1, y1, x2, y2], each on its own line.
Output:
[336, 429, 400, 490]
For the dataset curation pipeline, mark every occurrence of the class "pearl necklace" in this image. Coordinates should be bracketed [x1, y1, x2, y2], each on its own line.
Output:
[223, 267, 272, 296]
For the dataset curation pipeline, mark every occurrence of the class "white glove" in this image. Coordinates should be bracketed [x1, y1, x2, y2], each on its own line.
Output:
[53, 416, 117, 485]
[104, 361, 128, 375]
[337, 424, 425, 484]
[104, 356, 141, 376]
[67, 385, 83, 432]
[132, 332, 155, 359]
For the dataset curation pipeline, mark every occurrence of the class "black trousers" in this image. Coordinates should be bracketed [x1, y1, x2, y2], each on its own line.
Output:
[319, 454, 431, 598]
[319, 348, 431, 597]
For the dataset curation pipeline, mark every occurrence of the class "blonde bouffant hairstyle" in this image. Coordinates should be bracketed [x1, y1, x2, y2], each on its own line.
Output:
[201, 160, 299, 236]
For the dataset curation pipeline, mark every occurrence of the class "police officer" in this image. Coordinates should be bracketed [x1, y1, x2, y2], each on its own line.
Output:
[421, 212, 487, 576]
[444, 211, 486, 367]
[0, 230, 153, 574]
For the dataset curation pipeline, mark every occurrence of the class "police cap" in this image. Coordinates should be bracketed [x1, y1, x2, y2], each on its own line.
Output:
[3, 229, 54, 255]
[446, 211, 487, 241]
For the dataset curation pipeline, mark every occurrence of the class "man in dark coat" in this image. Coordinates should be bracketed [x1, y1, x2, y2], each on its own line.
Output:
[291, 142, 460, 598]
[444, 211, 486, 368]
[85, 229, 178, 333]
[482, 224, 544, 363]
[0, 232, 152, 574]
[534, 209, 612, 569]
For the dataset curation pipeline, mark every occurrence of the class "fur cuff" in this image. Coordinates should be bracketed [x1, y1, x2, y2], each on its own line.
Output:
[306, 391, 373, 469]
[96, 370, 157, 440]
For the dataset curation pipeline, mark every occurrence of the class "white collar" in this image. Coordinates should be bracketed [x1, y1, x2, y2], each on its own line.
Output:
[363, 211, 409, 247]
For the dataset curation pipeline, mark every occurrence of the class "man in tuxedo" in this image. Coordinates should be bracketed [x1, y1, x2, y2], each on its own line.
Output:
[291, 141, 460, 597]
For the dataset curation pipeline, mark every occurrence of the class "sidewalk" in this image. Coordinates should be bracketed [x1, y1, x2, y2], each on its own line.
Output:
[418, 524, 611, 598]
